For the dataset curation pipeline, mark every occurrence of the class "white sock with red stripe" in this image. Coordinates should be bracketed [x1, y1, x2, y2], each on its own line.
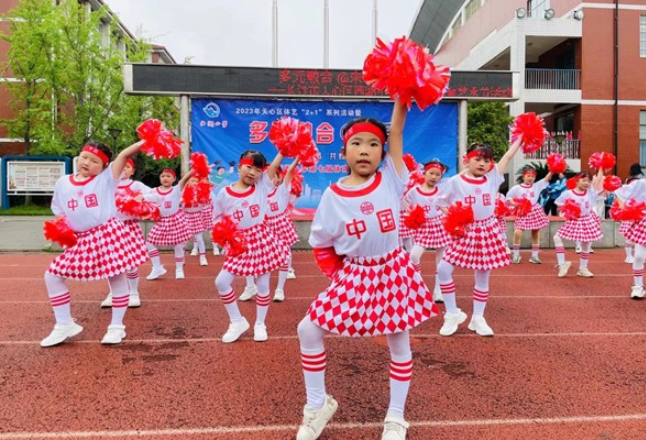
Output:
[194, 234, 206, 253]
[626, 241, 634, 258]
[146, 243, 162, 269]
[126, 269, 139, 293]
[386, 331, 412, 419]
[531, 244, 539, 258]
[215, 270, 244, 322]
[174, 244, 185, 270]
[579, 242, 591, 269]
[45, 273, 72, 325]
[255, 273, 271, 324]
[555, 246, 565, 265]
[409, 245, 424, 272]
[437, 260, 457, 313]
[277, 264, 288, 290]
[109, 274, 129, 326]
[633, 244, 646, 286]
[472, 270, 491, 317]
[513, 243, 520, 257]
[297, 317, 328, 410]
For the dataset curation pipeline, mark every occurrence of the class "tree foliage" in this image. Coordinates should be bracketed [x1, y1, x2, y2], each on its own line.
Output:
[467, 101, 513, 161]
[0, 0, 179, 161]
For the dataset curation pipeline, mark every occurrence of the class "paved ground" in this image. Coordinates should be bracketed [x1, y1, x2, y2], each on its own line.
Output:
[1, 249, 645, 439]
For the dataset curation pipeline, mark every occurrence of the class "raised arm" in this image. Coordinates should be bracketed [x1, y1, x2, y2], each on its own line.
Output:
[592, 168, 605, 192]
[496, 137, 522, 175]
[177, 170, 194, 190]
[111, 140, 144, 180]
[266, 153, 284, 181]
[388, 99, 407, 176]
[284, 158, 300, 187]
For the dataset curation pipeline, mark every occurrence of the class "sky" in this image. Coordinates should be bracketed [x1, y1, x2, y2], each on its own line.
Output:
[104, 0, 422, 68]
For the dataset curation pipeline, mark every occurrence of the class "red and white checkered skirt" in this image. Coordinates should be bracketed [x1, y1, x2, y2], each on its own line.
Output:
[147, 210, 192, 246]
[619, 221, 633, 236]
[47, 218, 148, 281]
[184, 209, 208, 236]
[443, 216, 511, 270]
[399, 210, 415, 239]
[514, 203, 549, 230]
[556, 213, 603, 242]
[222, 222, 287, 276]
[122, 219, 147, 249]
[266, 212, 300, 246]
[624, 219, 646, 245]
[306, 247, 439, 337]
[201, 204, 214, 231]
[415, 216, 452, 249]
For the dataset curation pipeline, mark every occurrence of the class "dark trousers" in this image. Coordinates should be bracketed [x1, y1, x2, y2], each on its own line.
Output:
[544, 199, 558, 216]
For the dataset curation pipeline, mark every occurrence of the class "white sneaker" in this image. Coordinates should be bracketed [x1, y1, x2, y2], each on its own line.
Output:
[100, 293, 112, 308]
[101, 324, 126, 344]
[239, 285, 257, 301]
[439, 309, 467, 336]
[273, 288, 285, 302]
[40, 322, 83, 347]
[557, 261, 571, 278]
[175, 268, 185, 279]
[286, 268, 296, 279]
[630, 285, 645, 299]
[190, 247, 199, 256]
[213, 247, 220, 256]
[576, 267, 594, 278]
[146, 266, 167, 280]
[296, 395, 338, 440]
[253, 323, 268, 342]
[625, 256, 635, 264]
[128, 292, 141, 308]
[432, 287, 444, 304]
[468, 315, 494, 336]
[381, 415, 409, 440]
[199, 255, 208, 266]
[222, 318, 250, 343]
[575, 245, 582, 253]
[589, 248, 595, 254]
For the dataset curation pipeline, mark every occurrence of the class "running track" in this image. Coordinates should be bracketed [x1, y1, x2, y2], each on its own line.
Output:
[1, 249, 645, 439]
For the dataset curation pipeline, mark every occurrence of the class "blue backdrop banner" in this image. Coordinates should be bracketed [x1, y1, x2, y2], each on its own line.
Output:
[191, 98, 458, 209]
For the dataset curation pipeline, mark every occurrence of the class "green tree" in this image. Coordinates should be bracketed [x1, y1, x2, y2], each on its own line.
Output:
[467, 101, 513, 161]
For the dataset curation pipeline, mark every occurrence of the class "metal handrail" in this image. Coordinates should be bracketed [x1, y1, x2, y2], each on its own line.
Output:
[525, 68, 580, 90]
[524, 139, 581, 160]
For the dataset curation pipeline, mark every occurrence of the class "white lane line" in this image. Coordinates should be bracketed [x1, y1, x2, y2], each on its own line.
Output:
[1, 413, 646, 439]
[3, 332, 646, 346]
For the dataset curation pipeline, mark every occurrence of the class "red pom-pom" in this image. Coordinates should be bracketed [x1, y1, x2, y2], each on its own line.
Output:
[512, 198, 532, 217]
[603, 175, 622, 192]
[44, 217, 78, 248]
[547, 153, 567, 174]
[404, 205, 426, 230]
[588, 152, 616, 172]
[182, 185, 199, 208]
[566, 177, 578, 190]
[211, 216, 247, 257]
[610, 199, 646, 222]
[290, 166, 304, 196]
[443, 201, 474, 238]
[495, 198, 511, 217]
[363, 37, 451, 110]
[116, 187, 161, 221]
[269, 117, 314, 159]
[196, 181, 213, 203]
[313, 246, 345, 279]
[405, 169, 425, 193]
[402, 154, 418, 172]
[190, 152, 212, 180]
[558, 199, 581, 220]
[298, 141, 321, 167]
[137, 119, 183, 160]
[510, 112, 547, 154]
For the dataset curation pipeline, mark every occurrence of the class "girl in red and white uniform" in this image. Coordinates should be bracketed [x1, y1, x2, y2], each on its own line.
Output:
[145, 169, 193, 280]
[553, 171, 604, 278]
[42, 141, 148, 347]
[507, 169, 552, 264]
[404, 159, 452, 304]
[285, 190, 301, 278]
[183, 175, 210, 267]
[101, 158, 151, 309]
[617, 177, 639, 264]
[296, 100, 438, 440]
[495, 192, 511, 254]
[436, 140, 522, 338]
[212, 151, 285, 343]
[200, 178, 216, 256]
[398, 196, 416, 253]
[608, 177, 646, 298]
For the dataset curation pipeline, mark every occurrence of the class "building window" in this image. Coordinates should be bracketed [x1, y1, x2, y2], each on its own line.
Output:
[641, 16, 646, 57]
[641, 111, 646, 168]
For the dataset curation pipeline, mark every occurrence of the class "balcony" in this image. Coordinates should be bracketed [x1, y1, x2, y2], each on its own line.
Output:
[525, 68, 580, 90]
[524, 137, 580, 160]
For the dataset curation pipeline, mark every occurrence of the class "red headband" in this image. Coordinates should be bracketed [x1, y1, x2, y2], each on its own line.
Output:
[424, 163, 444, 173]
[82, 145, 109, 165]
[523, 169, 537, 176]
[126, 158, 135, 169]
[239, 158, 254, 167]
[342, 122, 386, 146]
[161, 168, 176, 177]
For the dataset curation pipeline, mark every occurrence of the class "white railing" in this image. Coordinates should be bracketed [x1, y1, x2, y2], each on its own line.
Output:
[524, 139, 581, 160]
[525, 69, 580, 90]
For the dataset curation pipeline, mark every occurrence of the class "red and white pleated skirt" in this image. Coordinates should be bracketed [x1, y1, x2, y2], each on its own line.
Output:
[619, 221, 633, 236]
[222, 222, 287, 276]
[624, 219, 646, 245]
[147, 210, 192, 246]
[201, 204, 214, 231]
[514, 203, 549, 230]
[47, 218, 148, 281]
[306, 247, 438, 337]
[414, 216, 452, 249]
[266, 212, 300, 247]
[556, 213, 603, 242]
[443, 216, 511, 270]
[184, 209, 208, 236]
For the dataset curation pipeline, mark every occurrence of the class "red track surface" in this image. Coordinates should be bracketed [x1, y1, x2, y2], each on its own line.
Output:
[1, 249, 645, 439]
